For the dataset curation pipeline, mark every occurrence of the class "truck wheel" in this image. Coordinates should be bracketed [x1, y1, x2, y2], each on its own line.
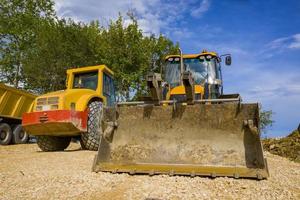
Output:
[36, 136, 71, 151]
[12, 125, 29, 144]
[80, 101, 102, 151]
[0, 123, 12, 145]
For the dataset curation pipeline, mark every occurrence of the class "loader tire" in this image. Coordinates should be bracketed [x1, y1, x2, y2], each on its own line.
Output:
[0, 123, 12, 145]
[80, 101, 102, 151]
[12, 125, 29, 144]
[36, 136, 71, 151]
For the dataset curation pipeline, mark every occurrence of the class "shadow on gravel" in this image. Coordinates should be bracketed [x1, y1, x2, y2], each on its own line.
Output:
[36, 147, 83, 153]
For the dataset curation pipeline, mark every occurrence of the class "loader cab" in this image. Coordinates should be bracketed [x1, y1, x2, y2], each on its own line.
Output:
[185, 53, 221, 85]
[163, 51, 224, 100]
[164, 52, 222, 86]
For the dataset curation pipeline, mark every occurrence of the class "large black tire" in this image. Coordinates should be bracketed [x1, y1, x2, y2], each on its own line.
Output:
[12, 125, 29, 144]
[36, 136, 71, 151]
[80, 101, 102, 151]
[0, 123, 12, 145]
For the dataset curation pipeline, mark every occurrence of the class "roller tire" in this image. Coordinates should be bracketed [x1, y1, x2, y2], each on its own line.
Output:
[12, 125, 29, 144]
[80, 101, 102, 151]
[36, 136, 71, 151]
[0, 123, 12, 145]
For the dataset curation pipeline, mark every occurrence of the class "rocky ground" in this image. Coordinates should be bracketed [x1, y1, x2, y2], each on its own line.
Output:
[0, 142, 299, 200]
[263, 129, 300, 163]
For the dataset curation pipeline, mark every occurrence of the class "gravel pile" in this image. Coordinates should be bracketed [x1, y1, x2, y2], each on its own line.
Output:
[0, 143, 299, 200]
[263, 129, 300, 162]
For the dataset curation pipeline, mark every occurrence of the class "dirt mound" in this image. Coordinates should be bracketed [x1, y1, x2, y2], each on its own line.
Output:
[263, 129, 300, 162]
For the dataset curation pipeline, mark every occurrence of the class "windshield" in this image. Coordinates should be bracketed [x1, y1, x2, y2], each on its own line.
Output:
[73, 71, 98, 90]
[164, 56, 218, 87]
[184, 57, 217, 85]
[164, 58, 181, 87]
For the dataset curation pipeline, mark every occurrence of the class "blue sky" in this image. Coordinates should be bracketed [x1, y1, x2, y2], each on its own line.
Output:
[54, 0, 300, 137]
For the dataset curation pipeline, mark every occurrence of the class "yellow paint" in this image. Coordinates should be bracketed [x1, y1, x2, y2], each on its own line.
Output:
[33, 65, 114, 112]
[166, 85, 204, 100]
[0, 83, 37, 119]
[165, 51, 218, 60]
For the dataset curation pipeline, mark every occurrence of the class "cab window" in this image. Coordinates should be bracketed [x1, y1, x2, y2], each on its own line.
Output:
[103, 73, 115, 106]
[73, 71, 98, 90]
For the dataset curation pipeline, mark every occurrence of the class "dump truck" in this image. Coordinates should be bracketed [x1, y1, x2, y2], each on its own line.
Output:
[93, 50, 269, 179]
[0, 83, 36, 145]
[22, 65, 115, 151]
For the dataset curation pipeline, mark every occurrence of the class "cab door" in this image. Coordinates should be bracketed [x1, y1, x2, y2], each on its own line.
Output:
[103, 73, 116, 106]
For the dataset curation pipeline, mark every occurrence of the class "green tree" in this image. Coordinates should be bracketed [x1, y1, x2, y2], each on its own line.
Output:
[100, 15, 178, 100]
[1, 1, 178, 97]
[0, 0, 55, 88]
[23, 19, 103, 93]
[100, 15, 146, 99]
[260, 110, 274, 134]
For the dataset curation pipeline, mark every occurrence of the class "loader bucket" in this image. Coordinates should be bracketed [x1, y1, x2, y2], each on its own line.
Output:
[93, 103, 269, 179]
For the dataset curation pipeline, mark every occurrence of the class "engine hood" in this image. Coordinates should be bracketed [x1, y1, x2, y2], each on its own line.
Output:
[35, 89, 103, 111]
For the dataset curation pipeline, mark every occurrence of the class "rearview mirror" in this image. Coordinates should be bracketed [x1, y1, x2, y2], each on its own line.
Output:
[225, 56, 232, 65]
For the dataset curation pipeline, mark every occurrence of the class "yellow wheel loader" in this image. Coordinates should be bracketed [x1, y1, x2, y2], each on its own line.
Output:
[93, 50, 269, 179]
[22, 65, 115, 151]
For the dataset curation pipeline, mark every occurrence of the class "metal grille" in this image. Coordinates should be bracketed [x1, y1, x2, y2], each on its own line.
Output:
[37, 97, 59, 105]
[36, 98, 47, 106]
[36, 97, 59, 111]
[47, 97, 59, 105]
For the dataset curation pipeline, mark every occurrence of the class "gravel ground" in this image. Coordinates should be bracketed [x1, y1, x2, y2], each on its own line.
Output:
[0, 142, 299, 200]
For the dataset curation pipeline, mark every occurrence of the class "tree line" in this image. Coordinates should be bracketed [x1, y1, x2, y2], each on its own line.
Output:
[0, 0, 178, 99]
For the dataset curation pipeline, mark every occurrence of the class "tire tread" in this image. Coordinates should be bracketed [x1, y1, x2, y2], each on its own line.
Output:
[80, 101, 102, 151]
[37, 136, 71, 151]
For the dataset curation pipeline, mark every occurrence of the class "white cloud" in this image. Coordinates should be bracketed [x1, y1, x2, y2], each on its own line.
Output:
[267, 37, 289, 49]
[223, 58, 300, 102]
[53, 0, 211, 37]
[247, 76, 300, 99]
[191, 0, 211, 18]
[54, 0, 132, 24]
[266, 33, 300, 50]
[171, 28, 193, 39]
[54, 0, 185, 36]
[288, 33, 300, 49]
[259, 33, 300, 58]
